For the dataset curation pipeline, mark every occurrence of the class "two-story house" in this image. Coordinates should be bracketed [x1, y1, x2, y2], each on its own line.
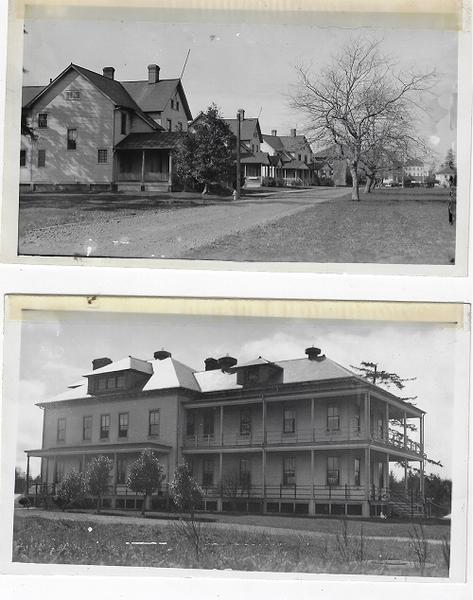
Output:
[261, 129, 314, 186]
[25, 346, 426, 518]
[21, 63, 192, 192]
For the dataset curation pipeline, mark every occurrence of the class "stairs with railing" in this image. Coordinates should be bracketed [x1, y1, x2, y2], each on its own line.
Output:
[386, 489, 425, 519]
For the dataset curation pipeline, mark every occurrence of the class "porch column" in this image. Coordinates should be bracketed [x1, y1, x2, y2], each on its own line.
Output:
[404, 459, 408, 494]
[420, 414, 425, 497]
[111, 452, 117, 508]
[262, 450, 266, 511]
[309, 449, 315, 515]
[51, 456, 57, 489]
[26, 454, 30, 495]
[385, 402, 389, 441]
[403, 411, 407, 448]
[168, 151, 173, 190]
[364, 392, 371, 439]
[311, 398, 315, 441]
[262, 396, 267, 444]
[364, 447, 371, 501]
[140, 150, 146, 184]
[384, 453, 389, 491]
[218, 453, 223, 511]
[220, 406, 224, 446]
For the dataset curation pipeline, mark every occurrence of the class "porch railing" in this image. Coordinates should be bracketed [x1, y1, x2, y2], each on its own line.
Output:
[199, 483, 366, 501]
[371, 427, 422, 455]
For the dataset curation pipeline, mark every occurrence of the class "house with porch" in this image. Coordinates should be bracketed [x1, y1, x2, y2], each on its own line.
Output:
[25, 345, 426, 517]
[261, 129, 314, 186]
[20, 62, 192, 192]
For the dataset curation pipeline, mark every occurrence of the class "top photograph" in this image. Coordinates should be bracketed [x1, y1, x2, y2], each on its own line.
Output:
[3, 3, 470, 271]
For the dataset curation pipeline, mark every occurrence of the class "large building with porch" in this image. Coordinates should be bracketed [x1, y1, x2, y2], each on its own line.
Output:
[20, 62, 192, 192]
[25, 346, 426, 517]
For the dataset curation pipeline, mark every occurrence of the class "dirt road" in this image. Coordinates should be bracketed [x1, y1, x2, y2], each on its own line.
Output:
[18, 187, 349, 258]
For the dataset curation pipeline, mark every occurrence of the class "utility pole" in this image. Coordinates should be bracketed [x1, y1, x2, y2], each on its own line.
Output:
[235, 108, 243, 200]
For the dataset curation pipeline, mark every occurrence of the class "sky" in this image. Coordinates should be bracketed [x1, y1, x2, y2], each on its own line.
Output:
[15, 310, 461, 480]
[22, 10, 458, 163]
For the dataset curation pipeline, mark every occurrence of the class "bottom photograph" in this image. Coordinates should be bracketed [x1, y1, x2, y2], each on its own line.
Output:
[6, 298, 469, 578]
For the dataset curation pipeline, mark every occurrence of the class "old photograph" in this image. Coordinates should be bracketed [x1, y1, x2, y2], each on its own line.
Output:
[8, 4, 467, 265]
[4, 298, 468, 578]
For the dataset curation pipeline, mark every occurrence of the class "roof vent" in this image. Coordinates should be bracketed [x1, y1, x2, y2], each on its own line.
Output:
[305, 346, 322, 361]
[92, 357, 113, 370]
[153, 349, 171, 360]
[204, 357, 219, 371]
[102, 67, 115, 80]
[218, 355, 237, 373]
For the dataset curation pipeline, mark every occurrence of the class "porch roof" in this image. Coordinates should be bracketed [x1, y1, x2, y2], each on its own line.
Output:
[241, 151, 271, 165]
[115, 132, 183, 150]
[282, 159, 310, 170]
[26, 441, 172, 457]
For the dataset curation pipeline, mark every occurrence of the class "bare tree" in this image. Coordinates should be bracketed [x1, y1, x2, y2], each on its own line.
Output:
[291, 36, 435, 200]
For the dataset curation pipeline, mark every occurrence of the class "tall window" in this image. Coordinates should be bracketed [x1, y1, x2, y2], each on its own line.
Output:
[67, 128, 77, 150]
[97, 149, 108, 164]
[20, 149, 26, 167]
[38, 149, 46, 168]
[283, 456, 296, 486]
[240, 407, 251, 436]
[149, 409, 160, 436]
[203, 410, 214, 436]
[327, 405, 340, 431]
[202, 459, 214, 487]
[283, 407, 296, 434]
[118, 413, 129, 438]
[117, 457, 127, 484]
[239, 458, 250, 488]
[186, 411, 195, 436]
[327, 456, 340, 486]
[354, 458, 361, 486]
[176, 100, 180, 111]
[166, 118, 172, 132]
[100, 414, 110, 439]
[38, 113, 47, 128]
[57, 417, 66, 442]
[376, 417, 384, 439]
[82, 416, 92, 441]
[170, 99, 175, 109]
[120, 112, 127, 135]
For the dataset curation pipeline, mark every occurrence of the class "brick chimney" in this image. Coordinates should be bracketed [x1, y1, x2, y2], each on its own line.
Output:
[237, 108, 245, 121]
[92, 357, 113, 370]
[148, 64, 160, 84]
[153, 349, 171, 360]
[305, 346, 325, 361]
[271, 129, 277, 136]
[102, 67, 115, 80]
[204, 357, 219, 371]
[291, 128, 297, 137]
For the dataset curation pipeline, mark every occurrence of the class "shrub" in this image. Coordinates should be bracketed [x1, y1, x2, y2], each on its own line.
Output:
[85, 456, 112, 513]
[55, 470, 85, 511]
[127, 450, 165, 515]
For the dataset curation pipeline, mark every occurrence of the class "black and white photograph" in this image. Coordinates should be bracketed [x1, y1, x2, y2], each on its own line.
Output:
[3, 297, 468, 579]
[5, 3, 468, 266]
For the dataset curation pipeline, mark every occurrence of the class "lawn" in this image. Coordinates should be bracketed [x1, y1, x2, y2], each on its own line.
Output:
[13, 512, 450, 576]
[183, 187, 456, 264]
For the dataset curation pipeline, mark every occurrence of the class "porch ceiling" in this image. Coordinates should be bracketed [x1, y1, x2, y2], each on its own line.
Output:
[26, 441, 171, 457]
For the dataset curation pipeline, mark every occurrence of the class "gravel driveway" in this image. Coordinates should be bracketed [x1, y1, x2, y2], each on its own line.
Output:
[18, 188, 348, 258]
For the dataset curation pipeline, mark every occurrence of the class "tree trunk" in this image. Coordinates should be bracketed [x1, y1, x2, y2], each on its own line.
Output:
[363, 175, 372, 194]
[350, 165, 360, 201]
[369, 177, 376, 192]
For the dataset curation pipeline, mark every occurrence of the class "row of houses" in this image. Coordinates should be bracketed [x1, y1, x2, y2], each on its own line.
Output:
[24, 346, 426, 518]
[20, 62, 316, 192]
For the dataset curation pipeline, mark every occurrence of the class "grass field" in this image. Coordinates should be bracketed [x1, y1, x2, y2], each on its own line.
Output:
[184, 187, 456, 264]
[13, 512, 450, 576]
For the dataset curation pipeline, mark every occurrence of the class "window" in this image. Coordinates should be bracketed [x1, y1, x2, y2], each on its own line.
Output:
[38, 113, 47, 128]
[100, 414, 110, 439]
[66, 90, 80, 101]
[283, 407, 296, 434]
[245, 369, 259, 385]
[298, 154, 301, 161]
[167, 119, 172, 132]
[120, 112, 127, 135]
[67, 128, 77, 150]
[118, 413, 129, 438]
[98, 377, 106, 391]
[239, 459, 250, 487]
[38, 149, 46, 168]
[149, 409, 160, 436]
[240, 408, 251, 436]
[354, 458, 361, 486]
[186, 411, 195, 436]
[176, 100, 180, 111]
[97, 149, 108, 164]
[327, 456, 340, 486]
[202, 459, 214, 487]
[82, 416, 92, 441]
[203, 410, 214, 436]
[283, 456, 296, 486]
[116, 374, 126, 388]
[55, 459, 65, 483]
[20, 149, 26, 167]
[57, 417, 66, 442]
[327, 405, 340, 431]
[117, 457, 127, 484]
[176, 121, 183, 131]
[376, 417, 384, 439]
[170, 99, 175, 109]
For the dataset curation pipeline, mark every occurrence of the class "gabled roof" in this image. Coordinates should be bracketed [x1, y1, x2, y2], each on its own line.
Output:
[278, 135, 311, 153]
[115, 131, 183, 150]
[84, 355, 153, 377]
[122, 79, 192, 120]
[262, 134, 284, 151]
[22, 85, 46, 107]
[142, 357, 200, 392]
[241, 151, 271, 165]
[282, 159, 309, 170]
[224, 118, 263, 142]
[232, 356, 275, 369]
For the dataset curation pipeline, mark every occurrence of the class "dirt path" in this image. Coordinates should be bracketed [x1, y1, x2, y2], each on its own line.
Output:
[18, 188, 349, 258]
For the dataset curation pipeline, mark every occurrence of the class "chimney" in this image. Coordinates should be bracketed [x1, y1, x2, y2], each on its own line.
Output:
[291, 128, 297, 137]
[204, 357, 219, 371]
[305, 346, 324, 361]
[148, 64, 160, 84]
[218, 355, 237, 373]
[153, 349, 171, 360]
[271, 129, 277, 136]
[237, 108, 245, 121]
[102, 67, 115, 80]
[92, 357, 113, 370]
